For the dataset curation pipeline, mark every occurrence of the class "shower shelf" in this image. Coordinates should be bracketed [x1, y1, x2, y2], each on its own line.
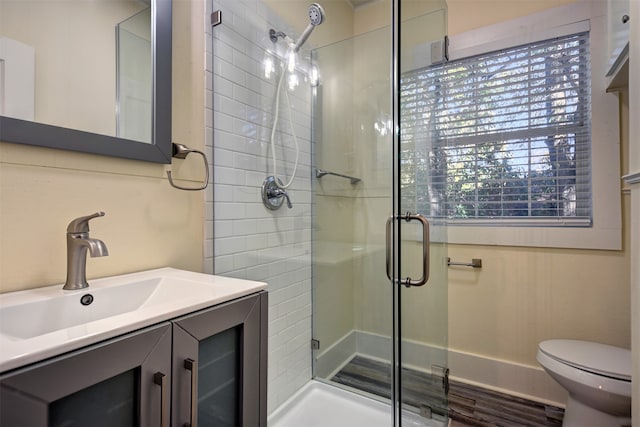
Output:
[316, 169, 361, 184]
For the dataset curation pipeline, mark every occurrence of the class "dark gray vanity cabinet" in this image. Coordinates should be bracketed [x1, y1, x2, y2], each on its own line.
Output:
[0, 323, 172, 426]
[0, 292, 268, 427]
[172, 292, 268, 427]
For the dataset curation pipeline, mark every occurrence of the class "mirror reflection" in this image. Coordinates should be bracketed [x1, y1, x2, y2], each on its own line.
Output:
[0, 0, 153, 144]
[116, 8, 152, 143]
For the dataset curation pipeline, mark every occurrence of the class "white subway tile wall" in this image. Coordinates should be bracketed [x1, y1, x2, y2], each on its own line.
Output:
[206, 0, 313, 413]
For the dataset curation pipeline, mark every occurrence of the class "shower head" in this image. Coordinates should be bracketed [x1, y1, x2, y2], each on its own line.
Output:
[292, 3, 325, 52]
[308, 3, 325, 26]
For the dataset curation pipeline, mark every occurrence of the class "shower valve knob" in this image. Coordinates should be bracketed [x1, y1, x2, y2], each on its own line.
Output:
[281, 191, 293, 209]
[262, 176, 293, 210]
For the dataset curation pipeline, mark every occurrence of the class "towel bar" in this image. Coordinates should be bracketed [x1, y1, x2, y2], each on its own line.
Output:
[447, 258, 482, 268]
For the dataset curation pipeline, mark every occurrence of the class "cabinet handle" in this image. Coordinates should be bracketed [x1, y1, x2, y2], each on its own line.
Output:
[153, 372, 168, 427]
[184, 358, 198, 427]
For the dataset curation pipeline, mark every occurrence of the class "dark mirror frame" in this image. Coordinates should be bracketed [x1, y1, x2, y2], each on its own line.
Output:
[0, 0, 172, 164]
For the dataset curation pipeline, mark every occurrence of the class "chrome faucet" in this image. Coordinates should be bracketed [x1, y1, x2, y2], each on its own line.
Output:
[63, 212, 109, 291]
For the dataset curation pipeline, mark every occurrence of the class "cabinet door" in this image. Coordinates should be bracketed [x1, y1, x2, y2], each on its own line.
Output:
[172, 292, 267, 427]
[0, 323, 171, 427]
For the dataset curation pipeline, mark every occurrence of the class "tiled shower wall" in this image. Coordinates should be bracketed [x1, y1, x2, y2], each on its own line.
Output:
[205, 0, 314, 413]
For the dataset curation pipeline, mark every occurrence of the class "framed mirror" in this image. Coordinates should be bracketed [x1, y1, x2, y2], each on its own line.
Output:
[0, 0, 172, 163]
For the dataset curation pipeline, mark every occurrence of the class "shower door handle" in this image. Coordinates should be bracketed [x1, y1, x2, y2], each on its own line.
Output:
[386, 213, 430, 287]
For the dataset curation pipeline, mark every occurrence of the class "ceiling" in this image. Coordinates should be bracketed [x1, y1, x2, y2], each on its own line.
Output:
[346, 0, 380, 8]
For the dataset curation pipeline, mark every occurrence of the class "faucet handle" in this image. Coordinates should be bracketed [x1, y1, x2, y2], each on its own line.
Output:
[67, 212, 106, 233]
[282, 191, 293, 209]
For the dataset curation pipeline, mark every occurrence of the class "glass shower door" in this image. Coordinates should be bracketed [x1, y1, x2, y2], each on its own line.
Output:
[311, 2, 448, 425]
[396, 4, 449, 424]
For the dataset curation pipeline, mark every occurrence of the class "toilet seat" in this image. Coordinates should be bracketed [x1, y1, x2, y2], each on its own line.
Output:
[538, 339, 631, 381]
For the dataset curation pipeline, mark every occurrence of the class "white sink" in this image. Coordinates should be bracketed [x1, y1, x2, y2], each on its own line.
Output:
[0, 268, 266, 372]
[0, 277, 210, 339]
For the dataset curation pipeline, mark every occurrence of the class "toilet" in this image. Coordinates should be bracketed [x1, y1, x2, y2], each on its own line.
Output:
[537, 339, 632, 427]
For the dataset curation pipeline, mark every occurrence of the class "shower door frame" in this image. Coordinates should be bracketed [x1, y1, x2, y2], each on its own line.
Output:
[391, 0, 402, 423]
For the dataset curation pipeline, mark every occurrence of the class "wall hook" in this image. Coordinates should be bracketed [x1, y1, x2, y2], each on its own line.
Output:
[166, 143, 209, 191]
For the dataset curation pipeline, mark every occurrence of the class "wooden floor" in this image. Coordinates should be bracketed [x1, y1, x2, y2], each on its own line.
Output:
[331, 356, 564, 427]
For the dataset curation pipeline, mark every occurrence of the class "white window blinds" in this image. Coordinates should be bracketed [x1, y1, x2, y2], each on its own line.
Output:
[401, 32, 591, 226]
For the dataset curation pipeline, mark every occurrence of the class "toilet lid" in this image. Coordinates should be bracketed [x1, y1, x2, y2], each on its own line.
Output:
[539, 339, 631, 381]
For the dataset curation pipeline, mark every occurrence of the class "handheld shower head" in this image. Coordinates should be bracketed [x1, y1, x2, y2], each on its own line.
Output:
[308, 3, 325, 26]
[293, 3, 325, 52]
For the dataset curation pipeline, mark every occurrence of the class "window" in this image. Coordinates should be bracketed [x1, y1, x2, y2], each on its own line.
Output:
[398, 2, 622, 250]
[401, 32, 591, 226]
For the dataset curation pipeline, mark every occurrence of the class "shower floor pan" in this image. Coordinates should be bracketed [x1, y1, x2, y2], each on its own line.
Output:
[268, 380, 445, 427]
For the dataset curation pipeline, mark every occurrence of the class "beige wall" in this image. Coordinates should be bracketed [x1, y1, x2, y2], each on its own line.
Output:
[353, 0, 446, 35]
[0, 0, 206, 293]
[447, 0, 578, 35]
[446, 0, 631, 368]
[626, 0, 639, 424]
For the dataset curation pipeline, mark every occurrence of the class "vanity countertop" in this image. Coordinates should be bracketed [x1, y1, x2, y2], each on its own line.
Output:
[0, 268, 266, 373]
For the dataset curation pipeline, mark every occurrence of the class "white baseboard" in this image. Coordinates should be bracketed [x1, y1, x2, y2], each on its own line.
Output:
[315, 331, 356, 379]
[447, 348, 567, 407]
[315, 330, 568, 407]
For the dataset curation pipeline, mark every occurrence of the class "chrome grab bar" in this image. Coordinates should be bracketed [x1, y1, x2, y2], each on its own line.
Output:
[316, 169, 361, 184]
[447, 258, 482, 268]
[385, 212, 430, 287]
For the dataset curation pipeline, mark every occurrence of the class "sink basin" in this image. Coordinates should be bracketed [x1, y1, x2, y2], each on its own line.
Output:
[0, 268, 266, 372]
[0, 277, 213, 339]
